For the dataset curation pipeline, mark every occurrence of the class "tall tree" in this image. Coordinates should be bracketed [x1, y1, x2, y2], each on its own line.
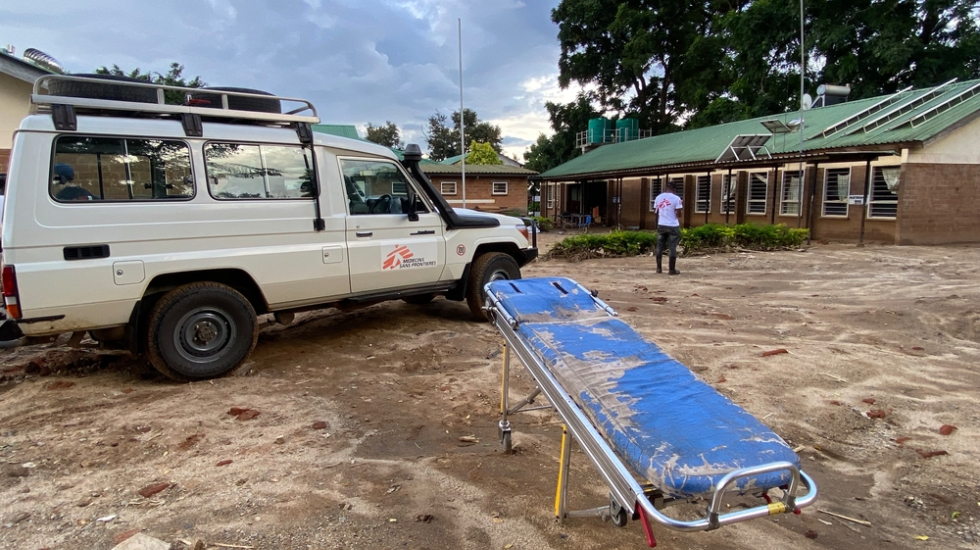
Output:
[553, 0, 727, 132]
[551, 0, 980, 134]
[365, 121, 403, 148]
[425, 108, 502, 161]
[95, 62, 204, 105]
[524, 92, 600, 173]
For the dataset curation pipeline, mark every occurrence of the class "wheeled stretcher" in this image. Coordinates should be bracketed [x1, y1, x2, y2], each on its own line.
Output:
[484, 277, 817, 546]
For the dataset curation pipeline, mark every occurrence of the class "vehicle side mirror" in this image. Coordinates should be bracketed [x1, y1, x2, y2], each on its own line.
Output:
[407, 191, 419, 222]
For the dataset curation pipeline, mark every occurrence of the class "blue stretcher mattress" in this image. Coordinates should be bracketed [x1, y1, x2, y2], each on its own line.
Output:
[488, 277, 800, 498]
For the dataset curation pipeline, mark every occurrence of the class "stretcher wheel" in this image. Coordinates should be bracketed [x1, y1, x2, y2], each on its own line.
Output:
[610, 499, 628, 527]
[501, 430, 513, 453]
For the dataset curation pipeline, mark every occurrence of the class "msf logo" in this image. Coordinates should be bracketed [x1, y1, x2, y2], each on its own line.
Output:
[383, 245, 414, 270]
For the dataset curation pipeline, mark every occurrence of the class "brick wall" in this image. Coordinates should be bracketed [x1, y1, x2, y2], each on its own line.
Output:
[0, 148, 9, 174]
[429, 174, 528, 214]
[898, 163, 980, 244]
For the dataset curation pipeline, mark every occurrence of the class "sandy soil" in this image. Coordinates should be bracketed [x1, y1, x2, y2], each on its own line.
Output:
[1, 231, 978, 550]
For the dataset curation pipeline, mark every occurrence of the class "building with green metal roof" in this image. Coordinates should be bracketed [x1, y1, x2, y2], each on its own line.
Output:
[540, 78, 980, 245]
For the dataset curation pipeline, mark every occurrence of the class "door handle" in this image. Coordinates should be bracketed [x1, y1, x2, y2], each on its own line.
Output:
[356, 231, 373, 238]
[410, 230, 435, 235]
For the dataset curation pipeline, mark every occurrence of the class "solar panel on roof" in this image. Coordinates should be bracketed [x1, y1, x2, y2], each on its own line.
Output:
[715, 134, 771, 163]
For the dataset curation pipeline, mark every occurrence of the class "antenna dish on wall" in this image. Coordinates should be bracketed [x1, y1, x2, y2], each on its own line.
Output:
[802, 93, 813, 110]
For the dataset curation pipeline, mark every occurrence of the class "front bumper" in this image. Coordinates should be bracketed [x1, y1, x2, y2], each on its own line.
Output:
[518, 247, 539, 267]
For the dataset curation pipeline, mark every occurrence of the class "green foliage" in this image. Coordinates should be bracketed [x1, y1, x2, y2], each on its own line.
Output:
[549, 231, 659, 259]
[466, 141, 503, 165]
[531, 216, 554, 232]
[550, 0, 980, 134]
[681, 223, 808, 254]
[523, 92, 597, 173]
[94, 62, 204, 105]
[549, 224, 809, 259]
[365, 121, 403, 148]
[425, 108, 502, 161]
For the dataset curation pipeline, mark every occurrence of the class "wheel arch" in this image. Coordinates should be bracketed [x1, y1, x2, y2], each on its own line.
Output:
[472, 241, 527, 267]
[142, 269, 269, 315]
[447, 242, 525, 302]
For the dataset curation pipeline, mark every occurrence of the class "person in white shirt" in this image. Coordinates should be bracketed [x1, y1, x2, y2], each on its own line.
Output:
[653, 180, 683, 275]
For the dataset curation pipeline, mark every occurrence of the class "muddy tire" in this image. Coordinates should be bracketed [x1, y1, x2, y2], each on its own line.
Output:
[402, 293, 435, 305]
[146, 282, 258, 380]
[466, 252, 521, 321]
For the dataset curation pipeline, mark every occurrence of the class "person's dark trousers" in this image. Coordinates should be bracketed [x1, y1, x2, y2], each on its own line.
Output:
[655, 225, 681, 275]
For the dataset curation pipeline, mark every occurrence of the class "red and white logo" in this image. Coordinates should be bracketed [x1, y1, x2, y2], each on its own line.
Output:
[383, 245, 414, 270]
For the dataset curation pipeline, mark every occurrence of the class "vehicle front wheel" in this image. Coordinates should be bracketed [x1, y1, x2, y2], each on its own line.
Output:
[146, 282, 258, 380]
[466, 252, 521, 321]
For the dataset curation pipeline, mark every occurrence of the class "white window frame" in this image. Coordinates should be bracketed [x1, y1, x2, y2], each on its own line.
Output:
[779, 170, 802, 216]
[492, 181, 508, 195]
[746, 172, 768, 215]
[721, 174, 737, 214]
[822, 168, 850, 218]
[441, 181, 457, 195]
[695, 175, 711, 213]
[867, 166, 898, 219]
[648, 177, 663, 211]
[546, 184, 554, 209]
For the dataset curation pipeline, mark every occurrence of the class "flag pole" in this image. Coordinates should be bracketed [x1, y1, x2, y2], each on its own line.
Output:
[459, 18, 466, 208]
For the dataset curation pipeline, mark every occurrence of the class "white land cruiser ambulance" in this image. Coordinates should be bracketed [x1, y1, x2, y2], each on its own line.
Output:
[0, 75, 537, 380]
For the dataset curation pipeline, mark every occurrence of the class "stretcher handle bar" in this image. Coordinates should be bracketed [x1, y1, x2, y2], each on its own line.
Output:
[573, 281, 618, 317]
[636, 469, 818, 532]
[707, 461, 801, 527]
[484, 287, 518, 329]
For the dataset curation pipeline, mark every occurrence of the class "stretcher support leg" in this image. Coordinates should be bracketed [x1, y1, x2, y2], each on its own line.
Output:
[555, 425, 572, 521]
[498, 344, 512, 452]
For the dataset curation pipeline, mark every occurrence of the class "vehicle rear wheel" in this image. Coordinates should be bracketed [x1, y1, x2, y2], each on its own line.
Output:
[466, 252, 521, 321]
[402, 293, 435, 305]
[146, 282, 258, 380]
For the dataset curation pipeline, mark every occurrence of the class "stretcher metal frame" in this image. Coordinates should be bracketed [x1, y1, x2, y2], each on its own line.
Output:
[485, 280, 817, 546]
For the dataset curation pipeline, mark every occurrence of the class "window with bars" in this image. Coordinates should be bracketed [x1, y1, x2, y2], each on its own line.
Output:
[780, 170, 802, 216]
[695, 175, 711, 213]
[648, 177, 663, 211]
[440, 181, 457, 195]
[721, 174, 737, 213]
[868, 167, 898, 218]
[822, 168, 850, 217]
[546, 185, 554, 209]
[492, 181, 508, 195]
[746, 172, 768, 215]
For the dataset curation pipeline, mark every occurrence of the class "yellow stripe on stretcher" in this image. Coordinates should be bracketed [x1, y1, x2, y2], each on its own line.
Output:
[555, 425, 568, 518]
[767, 502, 787, 515]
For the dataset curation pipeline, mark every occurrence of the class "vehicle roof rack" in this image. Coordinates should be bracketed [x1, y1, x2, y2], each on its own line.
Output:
[31, 74, 320, 128]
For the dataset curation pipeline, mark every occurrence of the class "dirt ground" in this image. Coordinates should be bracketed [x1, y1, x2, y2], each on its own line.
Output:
[1, 230, 979, 550]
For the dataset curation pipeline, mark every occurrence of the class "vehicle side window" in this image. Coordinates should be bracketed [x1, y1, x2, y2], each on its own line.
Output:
[205, 143, 314, 200]
[339, 158, 428, 215]
[51, 136, 193, 202]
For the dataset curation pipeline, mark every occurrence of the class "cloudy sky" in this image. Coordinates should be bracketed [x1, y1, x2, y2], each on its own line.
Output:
[1, 0, 584, 160]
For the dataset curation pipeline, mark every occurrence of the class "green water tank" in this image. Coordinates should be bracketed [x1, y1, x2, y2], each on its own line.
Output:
[616, 118, 639, 142]
[587, 118, 609, 144]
